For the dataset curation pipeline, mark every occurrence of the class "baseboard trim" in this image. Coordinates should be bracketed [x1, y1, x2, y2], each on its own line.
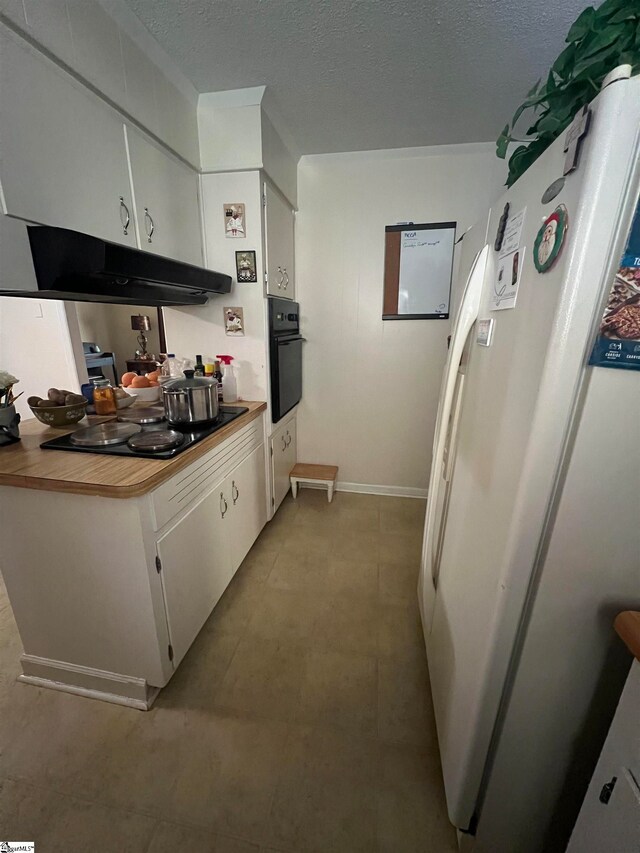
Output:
[301, 481, 428, 499]
[19, 654, 159, 710]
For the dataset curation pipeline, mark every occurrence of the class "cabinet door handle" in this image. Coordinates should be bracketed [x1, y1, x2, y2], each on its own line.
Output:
[285, 430, 291, 447]
[276, 266, 284, 288]
[232, 480, 239, 505]
[599, 776, 617, 804]
[282, 268, 289, 289]
[119, 197, 130, 235]
[281, 435, 286, 451]
[220, 492, 228, 518]
[144, 207, 155, 243]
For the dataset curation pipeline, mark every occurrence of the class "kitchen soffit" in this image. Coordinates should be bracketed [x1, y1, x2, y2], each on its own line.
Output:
[121, 0, 589, 155]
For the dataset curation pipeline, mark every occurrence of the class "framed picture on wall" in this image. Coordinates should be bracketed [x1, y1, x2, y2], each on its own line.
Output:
[383, 222, 456, 319]
[223, 203, 246, 238]
[224, 306, 245, 336]
[235, 251, 258, 283]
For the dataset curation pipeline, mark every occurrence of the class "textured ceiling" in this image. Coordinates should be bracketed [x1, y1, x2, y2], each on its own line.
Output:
[121, 0, 589, 154]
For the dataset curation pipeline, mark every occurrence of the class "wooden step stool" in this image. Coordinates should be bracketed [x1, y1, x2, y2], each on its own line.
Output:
[290, 463, 339, 502]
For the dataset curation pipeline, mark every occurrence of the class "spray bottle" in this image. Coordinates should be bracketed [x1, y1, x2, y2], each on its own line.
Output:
[216, 355, 237, 403]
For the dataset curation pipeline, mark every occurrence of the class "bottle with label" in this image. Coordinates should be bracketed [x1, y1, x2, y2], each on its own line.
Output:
[216, 355, 237, 403]
[161, 354, 182, 379]
[194, 355, 204, 377]
[92, 377, 117, 415]
[213, 360, 224, 403]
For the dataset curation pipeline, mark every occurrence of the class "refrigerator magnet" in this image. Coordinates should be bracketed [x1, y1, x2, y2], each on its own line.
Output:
[476, 318, 494, 346]
[533, 205, 569, 273]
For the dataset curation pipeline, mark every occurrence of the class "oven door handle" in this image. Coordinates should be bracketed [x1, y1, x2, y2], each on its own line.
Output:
[277, 336, 306, 345]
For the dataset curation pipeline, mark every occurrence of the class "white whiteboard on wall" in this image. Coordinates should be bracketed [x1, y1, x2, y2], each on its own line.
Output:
[383, 222, 456, 319]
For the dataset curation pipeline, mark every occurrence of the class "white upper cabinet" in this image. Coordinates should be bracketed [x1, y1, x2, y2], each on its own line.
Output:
[125, 126, 203, 266]
[0, 28, 137, 246]
[264, 181, 295, 299]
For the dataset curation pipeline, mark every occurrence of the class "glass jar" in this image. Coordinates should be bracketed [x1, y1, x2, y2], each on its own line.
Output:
[92, 377, 117, 415]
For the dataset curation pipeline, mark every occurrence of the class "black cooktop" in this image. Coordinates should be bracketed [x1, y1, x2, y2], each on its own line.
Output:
[40, 407, 249, 459]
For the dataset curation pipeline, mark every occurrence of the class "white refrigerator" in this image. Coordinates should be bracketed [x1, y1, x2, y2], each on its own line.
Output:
[418, 67, 640, 852]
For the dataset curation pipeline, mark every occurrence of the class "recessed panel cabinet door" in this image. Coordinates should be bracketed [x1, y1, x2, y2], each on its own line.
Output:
[227, 443, 267, 570]
[0, 28, 136, 246]
[264, 182, 295, 299]
[271, 416, 297, 511]
[157, 485, 231, 666]
[126, 126, 203, 266]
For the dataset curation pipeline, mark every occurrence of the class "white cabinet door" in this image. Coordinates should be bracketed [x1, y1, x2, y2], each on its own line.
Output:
[264, 181, 295, 299]
[270, 415, 297, 511]
[126, 126, 203, 266]
[567, 661, 640, 853]
[156, 483, 231, 666]
[0, 28, 136, 246]
[568, 767, 640, 853]
[227, 443, 267, 571]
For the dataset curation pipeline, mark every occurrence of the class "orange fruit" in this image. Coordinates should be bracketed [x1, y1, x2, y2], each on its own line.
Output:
[131, 375, 151, 388]
[146, 370, 161, 382]
[121, 372, 137, 387]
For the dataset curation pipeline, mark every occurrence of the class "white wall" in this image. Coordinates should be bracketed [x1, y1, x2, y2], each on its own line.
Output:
[0, 212, 85, 418]
[198, 90, 264, 174]
[0, 298, 82, 419]
[295, 143, 505, 493]
[162, 170, 269, 403]
[261, 110, 298, 208]
[198, 89, 299, 207]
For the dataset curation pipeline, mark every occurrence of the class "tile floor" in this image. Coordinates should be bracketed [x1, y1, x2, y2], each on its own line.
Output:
[0, 489, 457, 852]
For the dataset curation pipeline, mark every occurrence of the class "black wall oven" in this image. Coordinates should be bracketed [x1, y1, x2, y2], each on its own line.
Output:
[269, 297, 305, 422]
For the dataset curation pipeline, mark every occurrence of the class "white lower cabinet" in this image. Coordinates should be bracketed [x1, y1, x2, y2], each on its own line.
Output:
[0, 414, 267, 707]
[227, 444, 268, 569]
[156, 485, 231, 667]
[155, 426, 267, 668]
[270, 414, 297, 512]
[567, 659, 640, 853]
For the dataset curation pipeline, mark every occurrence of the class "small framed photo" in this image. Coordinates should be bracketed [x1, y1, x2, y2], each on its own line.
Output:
[224, 306, 244, 336]
[223, 203, 246, 238]
[235, 250, 257, 283]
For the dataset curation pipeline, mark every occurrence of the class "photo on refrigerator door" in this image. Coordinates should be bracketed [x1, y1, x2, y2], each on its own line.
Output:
[590, 198, 640, 371]
[490, 248, 524, 311]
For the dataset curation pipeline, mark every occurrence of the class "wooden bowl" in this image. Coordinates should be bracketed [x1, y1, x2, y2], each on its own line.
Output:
[30, 401, 88, 428]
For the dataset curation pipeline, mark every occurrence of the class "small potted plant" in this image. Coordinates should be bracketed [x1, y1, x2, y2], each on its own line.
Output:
[0, 370, 21, 445]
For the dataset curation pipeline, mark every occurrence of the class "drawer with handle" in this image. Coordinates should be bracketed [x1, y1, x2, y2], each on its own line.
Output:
[150, 419, 261, 530]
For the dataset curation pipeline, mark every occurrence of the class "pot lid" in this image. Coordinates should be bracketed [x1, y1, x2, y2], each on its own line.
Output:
[163, 369, 217, 392]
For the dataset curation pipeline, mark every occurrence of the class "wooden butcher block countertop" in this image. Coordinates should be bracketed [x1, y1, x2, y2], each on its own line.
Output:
[614, 611, 640, 662]
[0, 401, 266, 498]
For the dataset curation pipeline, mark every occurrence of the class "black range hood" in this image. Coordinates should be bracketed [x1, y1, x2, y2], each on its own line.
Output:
[0, 225, 232, 306]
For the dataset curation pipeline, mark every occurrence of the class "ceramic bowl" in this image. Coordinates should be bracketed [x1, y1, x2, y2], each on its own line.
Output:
[30, 401, 88, 428]
[124, 385, 161, 403]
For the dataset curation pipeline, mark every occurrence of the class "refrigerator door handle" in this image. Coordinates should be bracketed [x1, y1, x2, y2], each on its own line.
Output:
[422, 244, 490, 598]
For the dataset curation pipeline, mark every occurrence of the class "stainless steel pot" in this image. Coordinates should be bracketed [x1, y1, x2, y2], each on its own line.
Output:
[162, 370, 219, 425]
